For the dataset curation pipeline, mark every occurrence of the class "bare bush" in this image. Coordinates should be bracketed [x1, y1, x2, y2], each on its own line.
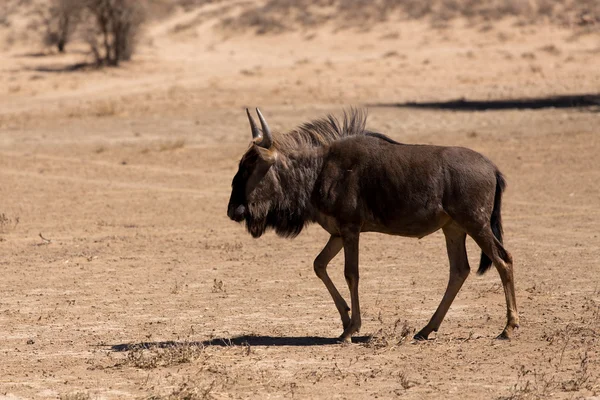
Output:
[38, 0, 83, 52]
[84, 0, 146, 66]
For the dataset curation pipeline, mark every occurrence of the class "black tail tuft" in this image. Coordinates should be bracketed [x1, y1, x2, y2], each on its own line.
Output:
[477, 171, 506, 275]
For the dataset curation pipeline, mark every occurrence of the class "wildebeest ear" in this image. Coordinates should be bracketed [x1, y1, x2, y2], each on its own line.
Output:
[254, 145, 278, 165]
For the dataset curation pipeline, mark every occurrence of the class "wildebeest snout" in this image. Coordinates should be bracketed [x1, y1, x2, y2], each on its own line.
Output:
[228, 204, 246, 222]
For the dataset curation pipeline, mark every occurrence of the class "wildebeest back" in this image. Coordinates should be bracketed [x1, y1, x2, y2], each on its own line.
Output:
[313, 134, 497, 237]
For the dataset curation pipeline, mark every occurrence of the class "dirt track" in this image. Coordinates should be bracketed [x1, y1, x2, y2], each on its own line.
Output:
[1, 3, 599, 399]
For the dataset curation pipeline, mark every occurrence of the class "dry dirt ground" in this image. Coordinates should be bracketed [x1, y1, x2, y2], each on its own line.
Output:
[1, 2, 600, 399]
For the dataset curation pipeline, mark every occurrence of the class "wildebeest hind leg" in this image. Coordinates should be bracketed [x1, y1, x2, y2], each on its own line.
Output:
[415, 224, 470, 340]
[313, 236, 351, 331]
[469, 228, 519, 340]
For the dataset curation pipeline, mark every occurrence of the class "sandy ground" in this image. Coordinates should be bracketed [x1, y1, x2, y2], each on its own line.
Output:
[1, 3, 600, 399]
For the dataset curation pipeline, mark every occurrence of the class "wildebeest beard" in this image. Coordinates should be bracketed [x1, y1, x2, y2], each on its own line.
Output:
[244, 195, 311, 239]
[244, 215, 265, 238]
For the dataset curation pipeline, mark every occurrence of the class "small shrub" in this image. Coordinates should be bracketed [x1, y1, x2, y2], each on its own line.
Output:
[40, 0, 83, 53]
[84, 0, 147, 66]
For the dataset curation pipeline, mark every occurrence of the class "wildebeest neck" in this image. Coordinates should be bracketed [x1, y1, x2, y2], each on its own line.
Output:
[264, 150, 324, 238]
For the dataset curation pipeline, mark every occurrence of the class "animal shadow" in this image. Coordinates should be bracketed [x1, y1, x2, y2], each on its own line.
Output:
[110, 334, 371, 351]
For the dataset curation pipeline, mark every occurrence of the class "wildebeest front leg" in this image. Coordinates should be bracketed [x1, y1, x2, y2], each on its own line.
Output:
[339, 231, 361, 342]
[414, 224, 470, 340]
[313, 236, 351, 330]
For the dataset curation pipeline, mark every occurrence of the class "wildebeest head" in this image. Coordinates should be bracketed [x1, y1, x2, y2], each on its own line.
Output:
[227, 108, 280, 238]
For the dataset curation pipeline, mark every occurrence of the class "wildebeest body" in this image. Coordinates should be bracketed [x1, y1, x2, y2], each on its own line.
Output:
[313, 136, 496, 238]
[228, 109, 519, 342]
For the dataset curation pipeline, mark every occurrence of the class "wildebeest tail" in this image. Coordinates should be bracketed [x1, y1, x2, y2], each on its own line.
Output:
[477, 171, 507, 275]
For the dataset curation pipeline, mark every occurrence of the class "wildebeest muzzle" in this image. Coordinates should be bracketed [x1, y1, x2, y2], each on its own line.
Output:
[227, 203, 246, 222]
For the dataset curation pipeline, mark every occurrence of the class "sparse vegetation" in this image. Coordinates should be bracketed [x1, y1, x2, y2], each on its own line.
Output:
[33, 0, 147, 64]
[500, 365, 556, 400]
[500, 299, 600, 400]
[40, 0, 83, 53]
[222, 0, 600, 34]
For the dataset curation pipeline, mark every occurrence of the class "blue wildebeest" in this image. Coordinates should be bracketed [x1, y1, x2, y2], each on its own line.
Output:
[227, 109, 518, 342]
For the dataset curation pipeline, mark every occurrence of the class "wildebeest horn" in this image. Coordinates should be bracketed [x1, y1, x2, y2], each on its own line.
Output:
[246, 108, 261, 141]
[256, 108, 273, 149]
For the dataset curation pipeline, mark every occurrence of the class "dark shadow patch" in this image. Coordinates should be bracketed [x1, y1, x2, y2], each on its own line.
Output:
[25, 62, 94, 73]
[109, 335, 371, 351]
[369, 94, 600, 111]
[14, 49, 89, 58]
[13, 52, 53, 58]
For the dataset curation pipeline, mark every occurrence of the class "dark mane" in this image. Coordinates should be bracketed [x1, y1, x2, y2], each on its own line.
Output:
[271, 109, 392, 153]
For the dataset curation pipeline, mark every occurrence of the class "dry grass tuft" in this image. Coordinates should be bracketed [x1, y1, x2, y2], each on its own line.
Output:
[539, 44, 561, 55]
[147, 378, 218, 400]
[211, 279, 225, 293]
[60, 393, 91, 400]
[560, 350, 593, 392]
[364, 317, 414, 349]
[0, 213, 19, 233]
[158, 139, 186, 152]
[398, 371, 414, 390]
[141, 139, 187, 154]
[93, 101, 118, 117]
[500, 365, 557, 400]
[118, 342, 206, 369]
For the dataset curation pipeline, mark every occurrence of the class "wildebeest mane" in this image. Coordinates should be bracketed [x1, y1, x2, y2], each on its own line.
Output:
[269, 109, 400, 153]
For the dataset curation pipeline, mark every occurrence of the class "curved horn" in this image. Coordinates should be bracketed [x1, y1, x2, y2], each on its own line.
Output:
[256, 108, 273, 148]
[246, 108, 261, 140]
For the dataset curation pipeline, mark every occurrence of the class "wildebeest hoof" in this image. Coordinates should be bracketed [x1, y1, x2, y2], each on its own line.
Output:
[337, 335, 352, 344]
[413, 328, 432, 341]
[496, 324, 519, 340]
[495, 332, 511, 340]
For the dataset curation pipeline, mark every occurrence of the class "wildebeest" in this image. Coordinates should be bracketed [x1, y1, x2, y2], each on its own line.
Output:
[227, 108, 519, 342]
